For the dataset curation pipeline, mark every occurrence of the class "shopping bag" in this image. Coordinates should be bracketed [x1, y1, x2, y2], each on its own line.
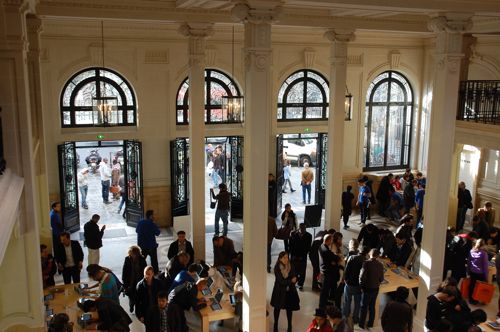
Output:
[110, 185, 121, 194]
[210, 195, 217, 209]
[460, 277, 471, 299]
[472, 280, 495, 304]
[275, 225, 291, 240]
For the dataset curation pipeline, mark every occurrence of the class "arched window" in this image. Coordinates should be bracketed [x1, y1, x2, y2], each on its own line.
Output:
[277, 69, 329, 121]
[364, 71, 413, 171]
[176, 69, 242, 124]
[60, 68, 137, 127]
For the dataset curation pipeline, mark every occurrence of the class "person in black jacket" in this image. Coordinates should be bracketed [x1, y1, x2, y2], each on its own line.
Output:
[145, 291, 168, 332]
[381, 286, 413, 332]
[82, 298, 132, 331]
[289, 223, 312, 290]
[167, 279, 207, 332]
[161, 251, 190, 291]
[83, 214, 105, 265]
[425, 287, 457, 331]
[55, 232, 84, 284]
[403, 179, 417, 213]
[388, 233, 413, 267]
[359, 249, 385, 329]
[472, 215, 489, 240]
[167, 230, 195, 265]
[135, 266, 162, 324]
[309, 230, 326, 291]
[270, 251, 300, 332]
[122, 245, 147, 313]
[357, 223, 380, 250]
[210, 183, 231, 237]
[41, 244, 57, 288]
[376, 174, 395, 216]
[343, 245, 369, 325]
[456, 182, 473, 231]
[213, 235, 237, 267]
[281, 203, 298, 252]
[318, 234, 342, 309]
[341, 185, 355, 229]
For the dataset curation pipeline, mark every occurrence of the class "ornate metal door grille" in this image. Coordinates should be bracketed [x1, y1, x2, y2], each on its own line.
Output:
[315, 133, 328, 208]
[276, 135, 284, 215]
[170, 138, 189, 217]
[228, 136, 244, 219]
[124, 140, 144, 227]
[57, 142, 80, 233]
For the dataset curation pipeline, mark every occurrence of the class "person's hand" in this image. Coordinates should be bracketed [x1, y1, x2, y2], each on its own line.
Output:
[455, 304, 461, 311]
[101, 225, 106, 231]
[291, 277, 297, 284]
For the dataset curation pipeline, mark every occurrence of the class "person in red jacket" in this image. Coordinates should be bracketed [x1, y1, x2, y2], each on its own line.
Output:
[306, 308, 334, 332]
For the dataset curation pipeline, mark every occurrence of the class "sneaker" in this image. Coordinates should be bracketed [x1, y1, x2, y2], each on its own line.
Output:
[358, 222, 365, 226]
[343, 225, 350, 230]
[303, 201, 306, 204]
[291, 189, 296, 192]
[298, 285, 303, 291]
[282, 190, 287, 193]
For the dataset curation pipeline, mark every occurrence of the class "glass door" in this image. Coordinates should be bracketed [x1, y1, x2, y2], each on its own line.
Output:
[57, 142, 80, 233]
[124, 140, 144, 227]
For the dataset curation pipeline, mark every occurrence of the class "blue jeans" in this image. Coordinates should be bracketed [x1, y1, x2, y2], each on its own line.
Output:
[79, 185, 88, 207]
[343, 284, 361, 323]
[302, 183, 311, 204]
[117, 192, 126, 212]
[359, 288, 379, 328]
[215, 209, 229, 236]
[101, 180, 110, 202]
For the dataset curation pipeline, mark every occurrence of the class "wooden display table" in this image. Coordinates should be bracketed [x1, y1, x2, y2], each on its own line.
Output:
[198, 293, 236, 332]
[44, 284, 99, 331]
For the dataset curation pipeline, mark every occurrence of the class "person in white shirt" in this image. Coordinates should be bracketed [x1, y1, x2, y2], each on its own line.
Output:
[282, 159, 296, 194]
[99, 158, 112, 204]
[78, 168, 89, 209]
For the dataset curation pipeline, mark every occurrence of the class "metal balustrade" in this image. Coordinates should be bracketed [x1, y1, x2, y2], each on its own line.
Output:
[457, 80, 500, 125]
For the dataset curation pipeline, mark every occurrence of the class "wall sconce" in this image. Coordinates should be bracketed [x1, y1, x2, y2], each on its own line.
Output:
[92, 97, 118, 126]
[222, 96, 244, 123]
[345, 87, 353, 121]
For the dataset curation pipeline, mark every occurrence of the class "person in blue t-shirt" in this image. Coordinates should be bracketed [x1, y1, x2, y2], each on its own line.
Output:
[168, 263, 199, 293]
[136, 210, 161, 274]
[50, 202, 63, 253]
[415, 184, 426, 225]
[357, 178, 371, 226]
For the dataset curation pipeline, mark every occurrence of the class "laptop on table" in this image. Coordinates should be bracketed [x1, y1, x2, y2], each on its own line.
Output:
[201, 277, 214, 296]
[210, 289, 224, 311]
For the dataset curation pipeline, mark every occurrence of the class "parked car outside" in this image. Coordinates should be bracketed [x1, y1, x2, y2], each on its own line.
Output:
[283, 138, 317, 166]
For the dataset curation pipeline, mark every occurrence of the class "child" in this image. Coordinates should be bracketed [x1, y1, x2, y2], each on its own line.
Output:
[145, 291, 169, 332]
[342, 185, 355, 230]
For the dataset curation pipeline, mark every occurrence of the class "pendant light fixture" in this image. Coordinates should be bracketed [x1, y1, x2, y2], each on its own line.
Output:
[222, 25, 244, 123]
[345, 85, 353, 121]
[93, 21, 118, 126]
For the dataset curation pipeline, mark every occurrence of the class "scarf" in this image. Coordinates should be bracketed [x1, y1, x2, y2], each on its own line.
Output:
[279, 261, 291, 279]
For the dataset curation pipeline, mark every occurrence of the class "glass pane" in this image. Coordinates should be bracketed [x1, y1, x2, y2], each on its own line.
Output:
[305, 107, 322, 119]
[107, 110, 122, 124]
[308, 72, 327, 86]
[386, 106, 404, 166]
[210, 82, 226, 106]
[177, 81, 189, 106]
[366, 72, 389, 100]
[285, 71, 304, 85]
[326, 106, 329, 118]
[71, 69, 95, 86]
[127, 110, 134, 123]
[63, 111, 71, 125]
[74, 110, 94, 125]
[100, 82, 123, 106]
[177, 109, 184, 123]
[286, 107, 303, 119]
[286, 82, 304, 103]
[100, 70, 124, 86]
[63, 83, 75, 106]
[406, 105, 412, 124]
[306, 81, 323, 103]
[210, 108, 224, 122]
[74, 82, 96, 106]
[372, 82, 388, 102]
[120, 83, 134, 105]
[278, 84, 287, 103]
[390, 82, 405, 102]
[277, 107, 282, 119]
[369, 106, 386, 167]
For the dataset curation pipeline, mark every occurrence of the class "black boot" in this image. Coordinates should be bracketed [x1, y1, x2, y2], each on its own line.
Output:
[273, 322, 278, 332]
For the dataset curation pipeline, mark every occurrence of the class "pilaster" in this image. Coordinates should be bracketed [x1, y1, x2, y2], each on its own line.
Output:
[414, 13, 472, 330]
[232, 1, 280, 331]
[178, 22, 213, 261]
[323, 29, 354, 231]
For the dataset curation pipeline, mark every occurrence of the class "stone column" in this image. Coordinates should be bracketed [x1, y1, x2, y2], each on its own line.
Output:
[178, 23, 213, 260]
[323, 30, 354, 231]
[232, 2, 280, 331]
[414, 14, 472, 330]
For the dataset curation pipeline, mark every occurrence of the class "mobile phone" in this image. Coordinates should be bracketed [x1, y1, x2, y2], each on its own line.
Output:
[81, 313, 92, 321]
[46, 308, 54, 317]
[44, 294, 54, 301]
[229, 294, 236, 305]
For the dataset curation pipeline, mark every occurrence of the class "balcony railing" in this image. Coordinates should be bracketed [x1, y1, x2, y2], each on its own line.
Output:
[457, 80, 500, 125]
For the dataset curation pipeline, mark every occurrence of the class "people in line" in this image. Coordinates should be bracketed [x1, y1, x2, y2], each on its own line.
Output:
[289, 223, 312, 290]
[86, 264, 121, 303]
[55, 232, 84, 284]
[135, 266, 162, 323]
[167, 230, 194, 265]
[122, 245, 147, 313]
[83, 214, 105, 265]
[41, 244, 57, 288]
[301, 162, 314, 204]
[358, 248, 384, 330]
[210, 183, 231, 237]
[341, 185, 355, 230]
[136, 209, 161, 274]
[281, 203, 298, 252]
[271, 251, 300, 332]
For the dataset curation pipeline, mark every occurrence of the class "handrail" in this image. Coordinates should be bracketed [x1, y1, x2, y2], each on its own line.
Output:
[457, 80, 500, 125]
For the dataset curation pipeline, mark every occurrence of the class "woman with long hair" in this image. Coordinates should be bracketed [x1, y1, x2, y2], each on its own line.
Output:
[468, 238, 489, 305]
[122, 245, 147, 312]
[270, 251, 300, 332]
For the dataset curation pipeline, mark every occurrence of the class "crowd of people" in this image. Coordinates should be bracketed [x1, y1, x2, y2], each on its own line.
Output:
[43, 165, 499, 332]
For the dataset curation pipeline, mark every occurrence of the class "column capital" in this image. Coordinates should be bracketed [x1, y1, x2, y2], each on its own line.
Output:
[178, 22, 214, 39]
[231, 1, 282, 24]
[178, 22, 213, 67]
[323, 29, 355, 43]
[428, 13, 472, 34]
